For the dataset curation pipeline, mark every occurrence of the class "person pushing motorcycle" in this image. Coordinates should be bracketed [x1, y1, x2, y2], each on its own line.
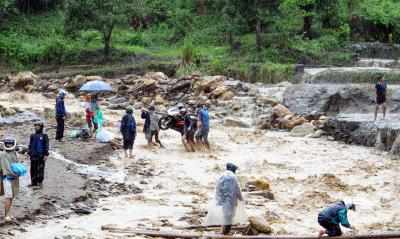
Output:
[179, 107, 196, 152]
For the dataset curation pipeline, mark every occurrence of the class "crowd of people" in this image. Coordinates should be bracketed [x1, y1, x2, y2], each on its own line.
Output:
[0, 89, 211, 222]
[0, 77, 388, 234]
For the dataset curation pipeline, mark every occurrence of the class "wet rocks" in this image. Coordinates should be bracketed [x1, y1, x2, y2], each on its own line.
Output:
[246, 179, 271, 191]
[224, 117, 251, 128]
[0, 111, 40, 126]
[248, 216, 273, 234]
[65, 75, 87, 91]
[323, 115, 378, 147]
[283, 84, 373, 116]
[8, 71, 38, 91]
[290, 123, 315, 137]
[85, 178, 143, 198]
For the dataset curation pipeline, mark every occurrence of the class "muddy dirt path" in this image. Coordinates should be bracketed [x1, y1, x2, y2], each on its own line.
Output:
[13, 123, 400, 238]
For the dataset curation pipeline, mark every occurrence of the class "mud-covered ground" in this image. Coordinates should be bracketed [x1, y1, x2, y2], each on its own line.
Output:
[10, 126, 400, 238]
[0, 92, 399, 238]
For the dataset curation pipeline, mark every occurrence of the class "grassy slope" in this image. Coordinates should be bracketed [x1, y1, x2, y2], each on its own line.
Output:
[0, 11, 353, 83]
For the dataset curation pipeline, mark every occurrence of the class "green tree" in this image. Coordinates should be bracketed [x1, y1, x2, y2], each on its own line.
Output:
[281, 0, 317, 39]
[65, 0, 145, 58]
[359, 0, 400, 42]
[0, 0, 13, 20]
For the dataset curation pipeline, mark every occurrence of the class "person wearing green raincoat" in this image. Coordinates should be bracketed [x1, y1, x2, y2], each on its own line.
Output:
[93, 105, 103, 132]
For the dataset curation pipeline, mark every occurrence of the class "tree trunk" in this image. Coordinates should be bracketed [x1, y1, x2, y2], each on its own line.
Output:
[103, 26, 114, 60]
[255, 0, 262, 55]
[197, 0, 206, 15]
[302, 3, 314, 39]
[227, 31, 234, 51]
[256, 18, 262, 53]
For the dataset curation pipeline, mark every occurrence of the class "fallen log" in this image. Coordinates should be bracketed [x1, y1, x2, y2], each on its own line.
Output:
[100, 227, 400, 239]
[177, 225, 248, 231]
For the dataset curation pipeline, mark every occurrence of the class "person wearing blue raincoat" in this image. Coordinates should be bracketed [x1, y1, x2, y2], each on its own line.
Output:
[318, 201, 356, 237]
[215, 163, 243, 234]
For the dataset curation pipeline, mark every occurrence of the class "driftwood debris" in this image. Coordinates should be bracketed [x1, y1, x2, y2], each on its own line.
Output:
[177, 225, 248, 231]
[101, 226, 400, 239]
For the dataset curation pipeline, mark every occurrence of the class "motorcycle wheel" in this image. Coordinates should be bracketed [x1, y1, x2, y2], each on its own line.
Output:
[159, 116, 173, 130]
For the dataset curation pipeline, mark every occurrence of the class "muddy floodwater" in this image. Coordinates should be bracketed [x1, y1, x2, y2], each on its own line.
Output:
[15, 123, 400, 238]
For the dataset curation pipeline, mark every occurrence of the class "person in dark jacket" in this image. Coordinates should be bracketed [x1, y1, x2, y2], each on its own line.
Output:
[318, 201, 356, 237]
[180, 108, 196, 152]
[375, 76, 387, 121]
[141, 106, 163, 148]
[55, 89, 67, 142]
[28, 121, 49, 188]
[120, 107, 136, 158]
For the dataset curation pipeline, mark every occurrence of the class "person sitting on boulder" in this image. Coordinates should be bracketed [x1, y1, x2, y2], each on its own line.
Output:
[28, 121, 49, 189]
[375, 76, 387, 121]
[141, 106, 164, 148]
[0, 136, 20, 222]
[318, 201, 356, 237]
[120, 107, 136, 158]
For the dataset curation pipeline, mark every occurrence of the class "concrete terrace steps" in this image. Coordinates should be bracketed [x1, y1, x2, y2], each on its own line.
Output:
[302, 66, 400, 84]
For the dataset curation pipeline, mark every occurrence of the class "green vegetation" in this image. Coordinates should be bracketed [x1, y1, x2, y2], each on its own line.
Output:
[0, 0, 400, 82]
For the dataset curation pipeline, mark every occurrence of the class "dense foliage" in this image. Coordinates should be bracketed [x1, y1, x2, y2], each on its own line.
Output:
[0, 0, 399, 80]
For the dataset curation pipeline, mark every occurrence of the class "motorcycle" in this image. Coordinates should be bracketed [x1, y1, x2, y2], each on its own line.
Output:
[158, 106, 197, 132]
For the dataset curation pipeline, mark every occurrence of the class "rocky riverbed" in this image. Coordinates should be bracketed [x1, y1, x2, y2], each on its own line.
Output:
[0, 67, 399, 238]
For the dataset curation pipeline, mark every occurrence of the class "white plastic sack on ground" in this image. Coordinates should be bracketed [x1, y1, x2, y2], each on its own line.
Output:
[96, 129, 114, 143]
[203, 199, 248, 226]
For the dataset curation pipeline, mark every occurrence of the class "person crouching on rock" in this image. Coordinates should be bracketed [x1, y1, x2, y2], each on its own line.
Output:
[141, 106, 164, 148]
[375, 76, 387, 121]
[120, 107, 136, 158]
[318, 201, 356, 237]
[0, 137, 20, 222]
[28, 121, 49, 189]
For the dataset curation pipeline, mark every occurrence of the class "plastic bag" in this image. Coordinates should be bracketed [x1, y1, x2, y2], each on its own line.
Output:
[203, 198, 248, 226]
[11, 163, 27, 177]
[68, 130, 81, 139]
[96, 129, 114, 143]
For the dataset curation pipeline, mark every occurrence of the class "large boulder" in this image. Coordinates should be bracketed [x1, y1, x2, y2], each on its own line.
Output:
[272, 104, 291, 118]
[249, 216, 273, 234]
[278, 115, 306, 130]
[65, 75, 87, 91]
[290, 123, 315, 137]
[246, 178, 271, 191]
[220, 91, 235, 101]
[86, 75, 103, 81]
[193, 75, 226, 94]
[144, 72, 168, 82]
[255, 96, 278, 106]
[210, 85, 234, 100]
[8, 71, 38, 91]
[283, 84, 373, 116]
